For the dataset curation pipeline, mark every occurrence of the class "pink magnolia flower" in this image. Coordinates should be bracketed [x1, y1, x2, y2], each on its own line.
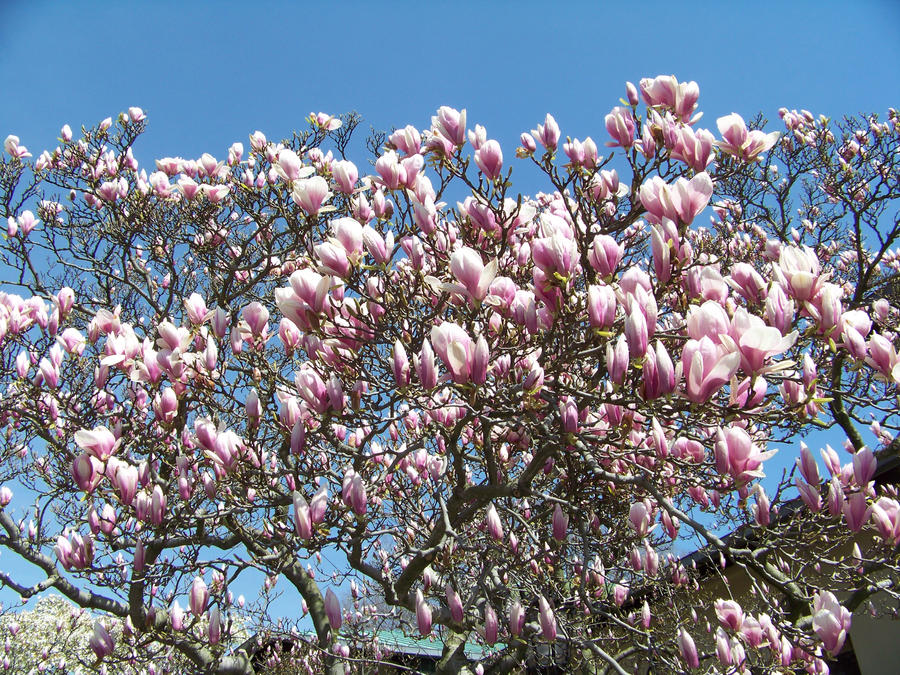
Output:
[431, 322, 476, 384]
[241, 302, 269, 338]
[293, 491, 312, 539]
[472, 335, 489, 385]
[418, 339, 438, 389]
[249, 130, 267, 151]
[639, 173, 713, 225]
[714, 426, 777, 483]
[625, 81, 639, 105]
[843, 492, 871, 532]
[208, 607, 221, 645]
[446, 584, 464, 623]
[330, 217, 364, 261]
[431, 106, 467, 148]
[314, 240, 350, 278]
[589, 169, 622, 202]
[520, 132, 537, 153]
[74, 426, 118, 461]
[727, 263, 767, 304]
[532, 113, 560, 151]
[375, 150, 405, 189]
[613, 583, 628, 607]
[16, 210, 38, 237]
[362, 224, 394, 264]
[275, 269, 332, 332]
[416, 590, 432, 635]
[684, 264, 729, 304]
[670, 125, 715, 171]
[325, 588, 342, 632]
[812, 591, 851, 654]
[866, 333, 900, 382]
[715, 599, 744, 631]
[827, 476, 845, 517]
[538, 596, 557, 642]
[292, 176, 331, 215]
[72, 453, 101, 493]
[532, 232, 579, 280]
[774, 245, 825, 303]
[55, 286, 74, 317]
[790, 486, 815, 518]
[628, 502, 652, 537]
[390, 125, 422, 156]
[331, 159, 358, 193]
[449, 247, 498, 302]
[765, 282, 796, 335]
[509, 600, 525, 637]
[170, 601, 185, 631]
[177, 176, 201, 200]
[606, 334, 629, 386]
[870, 497, 900, 546]
[643, 340, 676, 399]
[153, 387, 178, 426]
[678, 627, 700, 669]
[183, 293, 209, 326]
[716, 113, 780, 162]
[563, 136, 598, 168]
[228, 142, 243, 164]
[112, 462, 139, 506]
[276, 149, 306, 182]
[686, 301, 730, 344]
[559, 396, 578, 433]
[484, 604, 498, 645]
[342, 470, 367, 516]
[474, 139, 503, 180]
[310, 111, 342, 131]
[150, 484, 167, 525]
[4, 134, 31, 159]
[295, 365, 329, 413]
[624, 305, 649, 358]
[814, 282, 843, 335]
[485, 503, 503, 541]
[640, 75, 700, 122]
[89, 621, 115, 660]
[392, 340, 410, 387]
[852, 447, 877, 487]
[587, 284, 617, 328]
[310, 483, 328, 524]
[605, 106, 635, 148]
[485, 278, 517, 315]
[650, 224, 673, 283]
[468, 123, 487, 149]
[588, 234, 623, 277]
[55, 535, 74, 569]
[797, 442, 822, 485]
[552, 504, 568, 541]
[722, 311, 798, 376]
[682, 337, 741, 403]
[190, 576, 209, 617]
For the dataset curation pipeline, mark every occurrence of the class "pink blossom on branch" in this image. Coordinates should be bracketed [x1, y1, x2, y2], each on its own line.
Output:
[716, 113, 780, 162]
[639, 172, 714, 225]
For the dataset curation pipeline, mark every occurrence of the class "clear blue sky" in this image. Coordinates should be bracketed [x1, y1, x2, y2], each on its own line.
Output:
[2, 1, 898, 169]
[0, 0, 898, 627]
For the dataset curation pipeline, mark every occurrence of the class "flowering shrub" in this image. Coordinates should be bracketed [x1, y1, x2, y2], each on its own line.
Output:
[0, 79, 898, 673]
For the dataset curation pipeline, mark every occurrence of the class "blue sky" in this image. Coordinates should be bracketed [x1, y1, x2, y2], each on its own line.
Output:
[0, 0, 898, 629]
[2, 1, 899, 169]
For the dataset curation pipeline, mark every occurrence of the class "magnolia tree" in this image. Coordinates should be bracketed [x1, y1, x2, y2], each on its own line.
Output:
[0, 76, 899, 674]
[0, 594, 199, 673]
